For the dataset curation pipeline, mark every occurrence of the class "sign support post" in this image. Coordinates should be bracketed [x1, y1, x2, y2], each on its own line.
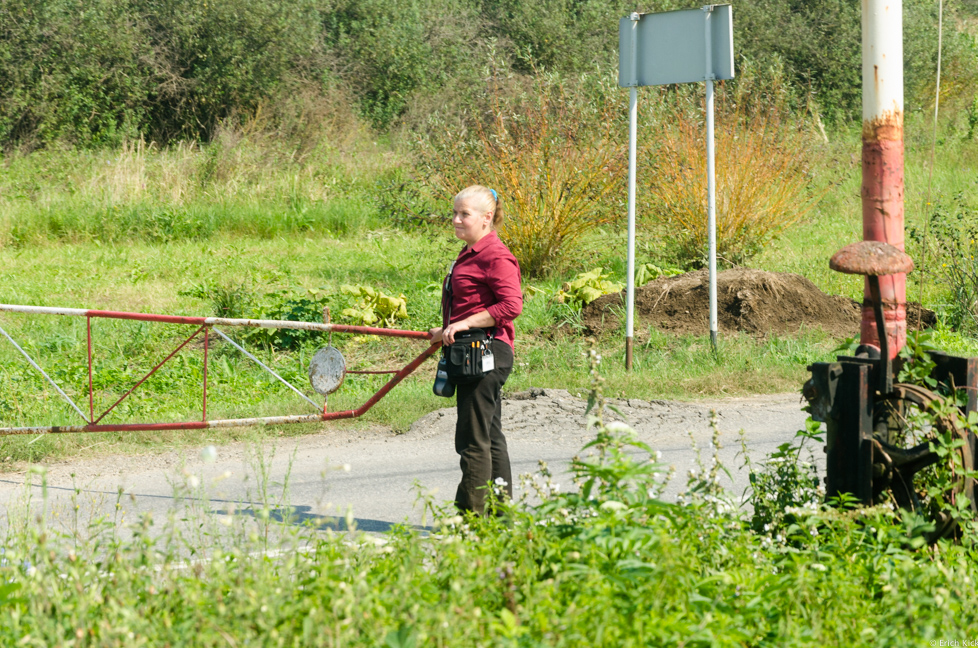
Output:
[618, 5, 734, 367]
[704, 5, 718, 350]
[625, 12, 640, 370]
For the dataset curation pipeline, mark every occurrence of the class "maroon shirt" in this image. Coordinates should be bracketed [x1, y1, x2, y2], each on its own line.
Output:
[442, 230, 523, 349]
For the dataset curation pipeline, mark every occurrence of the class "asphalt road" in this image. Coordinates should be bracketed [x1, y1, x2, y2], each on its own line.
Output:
[0, 389, 818, 539]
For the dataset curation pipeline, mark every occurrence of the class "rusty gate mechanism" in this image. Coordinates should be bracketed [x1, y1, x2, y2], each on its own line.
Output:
[804, 241, 978, 540]
[800, 0, 978, 541]
[0, 304, 440, 435]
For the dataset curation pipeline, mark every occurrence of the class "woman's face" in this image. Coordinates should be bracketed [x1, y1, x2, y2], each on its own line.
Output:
[452, 196, 493, 246]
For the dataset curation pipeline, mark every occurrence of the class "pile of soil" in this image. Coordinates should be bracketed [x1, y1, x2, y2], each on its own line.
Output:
[581, 268, 935, 338]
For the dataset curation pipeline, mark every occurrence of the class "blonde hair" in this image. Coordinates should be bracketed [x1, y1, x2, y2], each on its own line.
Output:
[454, 185, 504, 228]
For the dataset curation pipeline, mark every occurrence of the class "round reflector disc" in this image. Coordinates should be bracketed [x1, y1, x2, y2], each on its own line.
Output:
[309, 346, 346, 395]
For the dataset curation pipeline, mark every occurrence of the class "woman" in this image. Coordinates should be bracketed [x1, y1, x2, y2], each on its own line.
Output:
[429, 185, 523, 515]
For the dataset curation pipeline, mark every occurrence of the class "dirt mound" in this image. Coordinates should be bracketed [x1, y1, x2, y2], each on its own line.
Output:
[581, 268, 935, 339]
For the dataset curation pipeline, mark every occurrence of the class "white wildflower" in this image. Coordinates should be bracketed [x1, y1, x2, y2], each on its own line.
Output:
[200, 445, 217, 463]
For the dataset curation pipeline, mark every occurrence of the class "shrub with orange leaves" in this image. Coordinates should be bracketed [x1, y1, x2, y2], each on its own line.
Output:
[415, 68, 637, 277]
[647, 90, 823, 268]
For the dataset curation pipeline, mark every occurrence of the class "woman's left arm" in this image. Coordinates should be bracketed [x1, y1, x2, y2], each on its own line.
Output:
[484, 255, 523, 323]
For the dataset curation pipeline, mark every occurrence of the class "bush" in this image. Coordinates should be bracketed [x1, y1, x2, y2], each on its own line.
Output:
[245, 290, 332, 351]
[0, 0, 337, 147]
[0, 0, 974, 147]
[553, 268, 623, 308]
[179, 283, 330, 350]
[908, 194, 978, 333]
[646, 76, 823, 269]
[744, 418, 824, 534]
[339, 284, 409, 327]
[140, 0, 329, 142]
[323, 0, 483, 130]
[482, 0, 678, 74]
[415, 68, 634, 276]
[734, 0, 974, 124]
[0, 0, 153, 147]
[179, 280, 255, 320]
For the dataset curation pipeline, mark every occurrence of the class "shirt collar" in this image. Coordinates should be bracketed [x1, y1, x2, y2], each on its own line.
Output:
[463, 230, 498, 255]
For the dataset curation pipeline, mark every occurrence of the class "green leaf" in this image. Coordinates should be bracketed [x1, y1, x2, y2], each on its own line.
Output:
[0, 582, 23, 606]
[384, 625, 417, 648]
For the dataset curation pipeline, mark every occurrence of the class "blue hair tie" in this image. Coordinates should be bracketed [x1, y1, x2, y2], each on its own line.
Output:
[489, 188, 498, 202]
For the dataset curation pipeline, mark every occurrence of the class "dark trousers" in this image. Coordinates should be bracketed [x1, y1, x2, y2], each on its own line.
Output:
[454, 340, 513, 515]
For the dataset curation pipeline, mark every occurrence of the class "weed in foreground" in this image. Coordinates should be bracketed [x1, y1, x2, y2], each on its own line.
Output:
[5, 349, 978, 643]
[908, 194, 978, 333]
[742, 416, 824, 535]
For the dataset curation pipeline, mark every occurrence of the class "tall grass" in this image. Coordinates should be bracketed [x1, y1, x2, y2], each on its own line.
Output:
[0, 126, 401, 247]
[3, 380, 978, 645]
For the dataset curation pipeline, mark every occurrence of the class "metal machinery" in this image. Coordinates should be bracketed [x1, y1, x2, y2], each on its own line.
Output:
[804, 243, 978, 539]
[803, 0, 978, 539]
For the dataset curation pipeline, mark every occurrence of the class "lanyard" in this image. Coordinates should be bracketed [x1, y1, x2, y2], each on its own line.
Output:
[442, 258, 494, 341]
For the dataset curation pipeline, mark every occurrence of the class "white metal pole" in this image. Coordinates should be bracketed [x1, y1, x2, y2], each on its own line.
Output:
[860, 0, 906, 355]
[625, 12, 640, 370]
[704, 6, 718, 349]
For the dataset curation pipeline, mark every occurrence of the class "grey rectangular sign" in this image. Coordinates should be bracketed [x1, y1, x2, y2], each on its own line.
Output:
[619, 5, 734, 87]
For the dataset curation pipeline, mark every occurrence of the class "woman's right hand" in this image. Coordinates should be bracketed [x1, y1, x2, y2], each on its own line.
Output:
[428, 327, 443, 343]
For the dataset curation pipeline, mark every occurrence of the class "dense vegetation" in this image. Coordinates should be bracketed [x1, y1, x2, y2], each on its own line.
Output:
[4, 360, 978, 646]
[1, 0, 977, 452]
[0, 2, 977, 643]
[1, 0, 975, 147]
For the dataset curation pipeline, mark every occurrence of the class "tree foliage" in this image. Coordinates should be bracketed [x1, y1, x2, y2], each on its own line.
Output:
[0, 0, 974, 147]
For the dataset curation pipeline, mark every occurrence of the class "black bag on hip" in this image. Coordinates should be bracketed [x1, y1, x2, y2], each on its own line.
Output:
[444, 328, 495, 384]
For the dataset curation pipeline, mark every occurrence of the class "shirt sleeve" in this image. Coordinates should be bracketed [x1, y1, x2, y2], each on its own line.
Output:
[485, 252, 523, 323]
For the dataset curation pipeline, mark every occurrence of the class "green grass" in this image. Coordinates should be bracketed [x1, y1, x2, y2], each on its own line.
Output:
[752, 124, 978, 309]
[0, 232, 845, 464]
[0, 125, 976, 466]
[1, 129, 977, 645]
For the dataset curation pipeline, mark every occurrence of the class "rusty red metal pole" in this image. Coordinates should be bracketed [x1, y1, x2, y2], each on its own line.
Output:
[321, 343, 442, 421]
[202, 326, 209, 421]
[0, 304, 445, 435]
[87, 316, 94, 423]
[0, 305, 432, 341]
[0, 343, 443, 435]
[860, 0, 906, 359]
